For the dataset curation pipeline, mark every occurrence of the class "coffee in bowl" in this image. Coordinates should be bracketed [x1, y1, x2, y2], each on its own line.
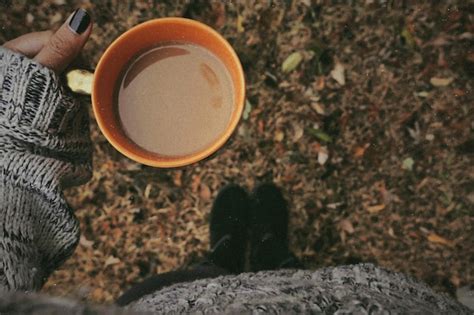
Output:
[92, 18, 245, 168]
[116, 41, 234, 157]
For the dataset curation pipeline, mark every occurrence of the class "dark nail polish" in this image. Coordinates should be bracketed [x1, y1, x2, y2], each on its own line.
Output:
[69, 8, 90, 35]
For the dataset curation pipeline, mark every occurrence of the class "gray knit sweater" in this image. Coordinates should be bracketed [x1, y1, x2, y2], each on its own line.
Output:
[0, 47, 470, 314]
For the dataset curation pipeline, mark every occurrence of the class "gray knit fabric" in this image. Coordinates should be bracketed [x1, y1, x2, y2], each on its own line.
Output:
[0, 290, 142, 315]
[0, 265, 471, 315]
[0, 47, 92, 291]
[128, 264, 471, 314]
[0, 47, 471, 314]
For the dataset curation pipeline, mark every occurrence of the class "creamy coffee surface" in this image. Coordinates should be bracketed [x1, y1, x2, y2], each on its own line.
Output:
[117, 42, 234, 156]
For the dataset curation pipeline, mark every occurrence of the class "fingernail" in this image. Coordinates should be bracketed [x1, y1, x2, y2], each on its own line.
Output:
[68, 8, 91, 35]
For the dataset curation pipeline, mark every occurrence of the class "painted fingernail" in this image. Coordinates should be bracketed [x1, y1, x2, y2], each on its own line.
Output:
[68, 8, 91, 35]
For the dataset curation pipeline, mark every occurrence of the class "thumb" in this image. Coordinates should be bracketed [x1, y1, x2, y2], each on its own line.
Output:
[34, 8, 92, 74]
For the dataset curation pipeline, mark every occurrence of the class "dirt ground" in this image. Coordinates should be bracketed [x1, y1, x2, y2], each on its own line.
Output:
[1, 0, 473, 305]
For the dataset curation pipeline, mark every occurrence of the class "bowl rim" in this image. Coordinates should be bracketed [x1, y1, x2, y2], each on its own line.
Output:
[92, 17, 245, 168]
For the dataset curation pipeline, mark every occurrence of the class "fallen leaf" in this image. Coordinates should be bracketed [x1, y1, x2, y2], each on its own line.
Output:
[293, 124, 304, 142]
[311, 102, 325, 115]
[340, 231, 347, 244]
[367, 204, 385, 213]
[25, 13, 34, 25]
[429, 36, 451, 47]
[437, 50, 448, 67]
[238, 125, 249, 138]
[318, 147, 329, 165]
[401, 27, 416, 48]
[459, 32, 474, 40]
[327, 202, 344, 209]
[339, 219, 354, 234]
[112, 227, 123, 239]
[172, 171, 182, 187]
[274, 130, 285, 142]
[144, 184, 152, 198]
[307, 128, 333, 143]
[282, 52, 303, 73]
[191, 174, 201, 193]
[243, 99, 252, 120]
[354, 144, 369, 158]
[66, 69, 93, 95]
[315, 77, 325, 90]
[416, 91, 429, 98]
[466, 51, 474, 63]
[269, 9, 285, 29]
[246, 34, 260, 46]
[402, 157, 414, 170]
[388, 227, 395, 237]
[237, 15, 245, 33]
[330, 61, 345, 85]
[453, 88, 465, 97]
[79, 236, 94, 248]
[211, 3, 226, 29]
[468, 192, 474, 204]
[416, 177, 430, 191]
[199, 183, 211, 201]
[50, 12, 63, 25]
[450, 275, 460, 287]
[105, 256, 120, 267]
[427, 233, 454, 247]
[91, 288, 105, 301]
[258, 120, 265, 134]
[310, 138, 321, 153]
[430, 77, 454, 87]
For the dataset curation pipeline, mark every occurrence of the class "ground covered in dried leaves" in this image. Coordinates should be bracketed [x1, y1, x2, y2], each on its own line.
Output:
[1, 0, 473, 304]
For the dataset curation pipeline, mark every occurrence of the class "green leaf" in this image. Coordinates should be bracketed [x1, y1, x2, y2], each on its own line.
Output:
[243, 99, 252, 120]
[282, 52, 303, 73]
[307, 128, 332, 143]
[401, 27, 416, 48]
[402, 157, 414, 171]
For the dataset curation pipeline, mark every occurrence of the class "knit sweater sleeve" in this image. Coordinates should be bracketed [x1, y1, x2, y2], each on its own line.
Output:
[0, 47, 92, 291]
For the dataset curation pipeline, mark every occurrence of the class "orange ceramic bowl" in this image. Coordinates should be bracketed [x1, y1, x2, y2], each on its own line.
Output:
[92, 18, 245, 168]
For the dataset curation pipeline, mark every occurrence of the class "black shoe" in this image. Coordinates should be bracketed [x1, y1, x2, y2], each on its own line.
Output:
[208, 184, 250, 273]
[250, 183, 303, 271]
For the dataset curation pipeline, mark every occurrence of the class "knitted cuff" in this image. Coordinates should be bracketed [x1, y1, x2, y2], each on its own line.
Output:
[0, 47, 92, 193]
[0, 47, 77, 134]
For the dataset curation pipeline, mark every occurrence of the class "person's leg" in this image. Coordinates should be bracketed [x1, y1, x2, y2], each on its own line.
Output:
[250, 183, 304, 271]
[116, 184, 251, 306]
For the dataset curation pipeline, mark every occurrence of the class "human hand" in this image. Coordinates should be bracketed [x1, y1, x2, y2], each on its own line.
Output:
[2, 8, 92, 74]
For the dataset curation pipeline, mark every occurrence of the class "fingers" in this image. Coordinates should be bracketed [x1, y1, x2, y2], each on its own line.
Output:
[34, 8, 92, 74]
[3, 31, 53, 58]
